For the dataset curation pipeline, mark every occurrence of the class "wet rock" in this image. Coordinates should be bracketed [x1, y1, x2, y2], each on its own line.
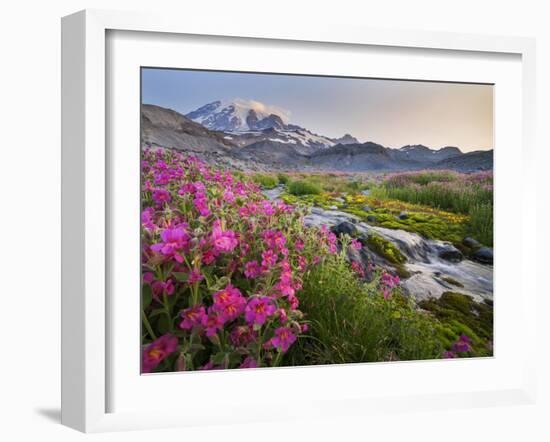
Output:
[333, 197, 345, 203]
[472, 247, 493, 265]
[362, 206, 372, 212]
[463, 237, 481, 249]
[398, 212, 409, 220]
[366, 215, 378, 223]
[328, 205, 339, 210]
[436, 244, 464, 263]
[331, 221, 357, 237]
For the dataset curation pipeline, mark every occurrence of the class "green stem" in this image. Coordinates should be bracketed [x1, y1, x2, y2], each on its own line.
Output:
[141, 309, 157, 340]
[162, 293, 173, 331]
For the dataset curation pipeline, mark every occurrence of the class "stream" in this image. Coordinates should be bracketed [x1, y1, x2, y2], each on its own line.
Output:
[265, 185, 493, 302]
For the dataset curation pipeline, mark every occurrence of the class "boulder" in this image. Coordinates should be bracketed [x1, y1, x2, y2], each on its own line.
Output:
[331, 221, 357, 237]
[472, 247, 493, 265]
[437, 244, 464, 263]
[361, 206, 372, 212]
[398, 212, 409, 220]
[366, 215, 378, 223]
[333, 197, 345, 203]
[462, 237, 481, 249]
[328, 205, 339, 210]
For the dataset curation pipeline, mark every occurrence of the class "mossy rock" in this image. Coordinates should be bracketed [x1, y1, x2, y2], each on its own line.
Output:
[419, 292, 493, 357]
[365, 233, 406, 265]
[441, 276, 464, 288]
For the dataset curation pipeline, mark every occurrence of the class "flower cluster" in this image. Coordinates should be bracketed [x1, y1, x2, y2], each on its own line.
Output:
[141, 148, 342, 372]
[442, 334, 472, 358]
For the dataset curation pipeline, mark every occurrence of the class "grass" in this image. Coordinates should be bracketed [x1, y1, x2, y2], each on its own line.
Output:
[285, 246, 443, 365]
[279, 170, 493, 247]
[250, 173, 279, 189]
[468, 202, 493, 246]
[288, 180, 322, 195]
[374, 170, 493, 245]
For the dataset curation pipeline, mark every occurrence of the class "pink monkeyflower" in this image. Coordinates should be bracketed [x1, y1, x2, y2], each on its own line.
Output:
[150, 227, 190, 263]
[270, 327, 297, 353]
[223, 189, 236, 203]
[152, 278, 175, 298]
[179, 305, 207, 330]
[276, 308, 288, 323]
[152, 188, 171, 205]
[350, 239, 362, 250]
[201, 314, 225, 337]
[260, 200, 275, 216]
[297, 255, 307, 272]
[142, 334, 178, 373]
[452, 334, 472, 353]
[211, 220, 238, 253]
[442, 351, 457, 359]
[230, 325, 257, 347]
[295, 239, 305, 252]
[142, 272, 154, 284]
[276, 271, 295, 297]
[239, 357, 258, 369]
[187, 270, 204, 285]
[193, 193, 211, 217]
[313, 256, 321, 265]
[301, 323, 309, 332]
[202, 249, 216, 265]
[351, 261, 365, 278]
[245, 297, 276, 326]
[261, 249, 278, 269]
[244, 260, 261, 279]
[141, 208, 157, 230]
[288, 293, 300, 310]
[211, 284, 246, 321]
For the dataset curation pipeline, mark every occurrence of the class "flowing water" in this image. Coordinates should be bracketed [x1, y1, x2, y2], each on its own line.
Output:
[264, 189, 493, 302]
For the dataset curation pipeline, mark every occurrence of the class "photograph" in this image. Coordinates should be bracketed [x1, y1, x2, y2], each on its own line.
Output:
[140, 68, 494, 373]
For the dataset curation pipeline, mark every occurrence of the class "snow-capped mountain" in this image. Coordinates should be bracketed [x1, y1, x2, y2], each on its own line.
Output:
[186, 99, 351, 151]
[142, 104, 492, 173]
[186, 99, 290, 132]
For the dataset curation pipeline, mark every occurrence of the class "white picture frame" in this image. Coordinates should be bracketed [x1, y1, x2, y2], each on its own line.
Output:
[61, 9, 538, 433]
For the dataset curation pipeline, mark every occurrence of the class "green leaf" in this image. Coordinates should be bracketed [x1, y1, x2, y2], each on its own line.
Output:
[157, 315, 170, 334]
[211, 352, 226, 365]
[142, 285, 152, 309]
[172, 272, 189, 282]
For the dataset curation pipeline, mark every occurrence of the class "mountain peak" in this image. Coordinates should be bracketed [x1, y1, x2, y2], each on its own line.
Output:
[186, 98, 290, 132]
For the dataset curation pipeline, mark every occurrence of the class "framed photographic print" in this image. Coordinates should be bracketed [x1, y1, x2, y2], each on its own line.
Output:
[61, 9, 538, 432]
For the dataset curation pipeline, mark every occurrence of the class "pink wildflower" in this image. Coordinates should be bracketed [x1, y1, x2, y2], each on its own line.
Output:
[211, 220, 238, 253]
[261, 249, 278, 269]
[239, 357, 258, 369]
[201, 314, 225, 337]
[150, 227, 190, 263]
[211, 284, 246, 321]
[270, 327, 297, 353]
[245, 297, 276, 326]
[142, 334, 178, 373]
[152, 188, 171, 205]
[244, 260, 261, 279]
[179, 305, 207, 330]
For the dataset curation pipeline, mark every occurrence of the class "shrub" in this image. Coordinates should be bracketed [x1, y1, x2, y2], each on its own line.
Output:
[251, 173, 278, 189]
[288, 180, 322, 195]
[286, 245, 442, 365]
[277, 173, 290, 185]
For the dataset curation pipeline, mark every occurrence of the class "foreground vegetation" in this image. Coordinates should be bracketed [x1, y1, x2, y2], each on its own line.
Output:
[141, 150, 489, 373]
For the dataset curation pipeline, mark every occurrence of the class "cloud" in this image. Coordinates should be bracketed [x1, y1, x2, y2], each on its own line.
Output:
[231, 98, 291, 123]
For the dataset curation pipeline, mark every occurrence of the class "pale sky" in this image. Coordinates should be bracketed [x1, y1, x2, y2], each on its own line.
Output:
[142, 68, 493, 152]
